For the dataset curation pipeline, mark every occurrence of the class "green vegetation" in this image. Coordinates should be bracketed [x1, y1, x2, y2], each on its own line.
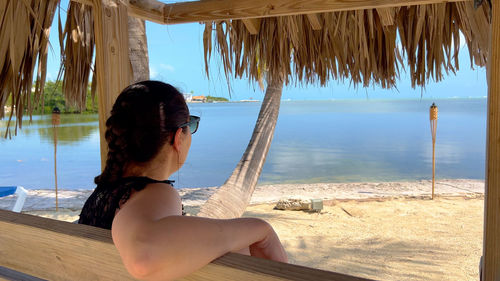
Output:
[206, 95, 229, 102]
[33, 81, 97, 114]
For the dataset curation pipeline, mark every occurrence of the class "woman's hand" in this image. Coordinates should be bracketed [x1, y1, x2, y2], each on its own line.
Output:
[231, 221, 287, 263]
[249, 226, 288, 263]
[231, 247, 250, 255]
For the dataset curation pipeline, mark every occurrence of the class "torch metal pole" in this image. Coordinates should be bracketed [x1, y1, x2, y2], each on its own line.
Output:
[52, 108, 61, 211]
[430, 103, 438, 200]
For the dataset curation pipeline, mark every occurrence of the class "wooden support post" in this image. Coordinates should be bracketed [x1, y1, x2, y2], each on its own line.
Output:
[93, 0, 132, 169]
[483, 0, 500, 280]
[306, 13, 322, 30]
[241, 18, 261, 35]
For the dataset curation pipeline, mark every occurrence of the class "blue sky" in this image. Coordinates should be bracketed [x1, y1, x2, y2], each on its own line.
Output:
[46, 1, 488, 101]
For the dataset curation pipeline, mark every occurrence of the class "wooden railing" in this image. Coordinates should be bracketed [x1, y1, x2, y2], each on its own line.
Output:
[0, 209, 370, 281]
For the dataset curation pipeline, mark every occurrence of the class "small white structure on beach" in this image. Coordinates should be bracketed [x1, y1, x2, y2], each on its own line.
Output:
[182, 93, 192, 102]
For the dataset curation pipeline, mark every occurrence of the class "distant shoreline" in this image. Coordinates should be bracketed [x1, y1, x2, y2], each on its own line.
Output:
[186, 97, 487, 103]
[187, 100, 260, 104]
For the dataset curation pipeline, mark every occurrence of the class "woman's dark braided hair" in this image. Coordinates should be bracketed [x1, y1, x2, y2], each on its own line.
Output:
[94, 80, 189, 185]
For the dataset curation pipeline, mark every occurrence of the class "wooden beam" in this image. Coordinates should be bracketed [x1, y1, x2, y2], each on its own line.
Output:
[128, 0, 165, 25]
[483, 0, 500, 280]
[72, 0, 472, 25]
[0, 210, 371, 281]
[70, 0, 166, 24]
[93, 0, 132, 169]
[69, 0, 165, 24]
[0, 210, 133, 280]
[242, 18, 261, 34]
[159, 0, 471, 24]
[72, 0, 93, 6]
[306, 13, 322, 30]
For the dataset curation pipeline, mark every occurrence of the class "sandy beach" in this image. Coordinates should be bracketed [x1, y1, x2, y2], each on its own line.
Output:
[0, 179, 484, 280]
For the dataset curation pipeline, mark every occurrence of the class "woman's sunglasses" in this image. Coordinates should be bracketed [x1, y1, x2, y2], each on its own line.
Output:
[179, 115, 200, 134]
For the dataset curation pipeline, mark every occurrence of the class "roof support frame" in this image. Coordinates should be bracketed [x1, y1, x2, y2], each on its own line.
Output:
[483, 0, 500, 279]
[72, 0, 472, 25]
[93, 0, 132, 167]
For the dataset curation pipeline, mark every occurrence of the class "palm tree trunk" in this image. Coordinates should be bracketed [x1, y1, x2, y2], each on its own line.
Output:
[128, 17, 149, 82]
[198, 78, 284, 219]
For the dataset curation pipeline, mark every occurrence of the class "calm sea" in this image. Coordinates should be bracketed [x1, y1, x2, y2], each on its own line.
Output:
[0, 99, 487, 189]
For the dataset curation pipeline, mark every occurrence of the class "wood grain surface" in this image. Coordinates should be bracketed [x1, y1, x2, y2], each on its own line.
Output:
[484, 1, 500, 280]
[71, 0, 472, 25]
[0, 209, 370, 280]
[93, 0, 132, 168]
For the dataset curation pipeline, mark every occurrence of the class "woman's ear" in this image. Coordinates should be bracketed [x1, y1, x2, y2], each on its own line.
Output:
[172, 127, 184, 151]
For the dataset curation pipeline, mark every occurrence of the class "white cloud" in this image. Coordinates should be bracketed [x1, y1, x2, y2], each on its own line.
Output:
[150, 66, 159, 78]
[160, 63, 175, 72]
[149, 64, 174, 79]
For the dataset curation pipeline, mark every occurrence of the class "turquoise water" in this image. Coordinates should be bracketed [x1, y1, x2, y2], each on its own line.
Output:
[0, 99, 487, 189]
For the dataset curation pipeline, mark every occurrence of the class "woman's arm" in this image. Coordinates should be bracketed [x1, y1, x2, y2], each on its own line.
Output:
[111, 183, 287, 281]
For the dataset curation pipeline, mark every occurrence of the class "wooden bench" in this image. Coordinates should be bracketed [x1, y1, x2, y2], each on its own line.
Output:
[0, 209, 370, 281]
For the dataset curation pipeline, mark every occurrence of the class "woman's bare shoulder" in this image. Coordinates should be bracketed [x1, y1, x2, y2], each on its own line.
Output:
[114, 182, 183, 226]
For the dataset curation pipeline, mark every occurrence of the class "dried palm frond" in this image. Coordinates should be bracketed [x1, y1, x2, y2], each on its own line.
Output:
[0, 0, 59, 137]
[203, 2, 490, 90]
[60, 1, 95, 112]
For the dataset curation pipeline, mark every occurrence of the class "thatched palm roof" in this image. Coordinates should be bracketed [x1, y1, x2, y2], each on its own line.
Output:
[60, 2, 95, 112]
[0, 0, 59, 136]
[0, 0, 491, 135]
[203, 2, 490, 88]
[0, 0, 94, 136]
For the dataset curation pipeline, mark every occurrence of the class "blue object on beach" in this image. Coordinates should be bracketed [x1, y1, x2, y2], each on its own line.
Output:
[0, 186, 28, 212]
[0, 186, 16, 197]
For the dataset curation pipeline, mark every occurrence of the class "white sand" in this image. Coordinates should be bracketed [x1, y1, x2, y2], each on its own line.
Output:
[245, 196, 484, 281]
[0, 179, 484, 213]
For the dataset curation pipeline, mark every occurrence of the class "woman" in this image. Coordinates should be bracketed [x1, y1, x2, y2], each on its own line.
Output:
[79, 81, 287, 280]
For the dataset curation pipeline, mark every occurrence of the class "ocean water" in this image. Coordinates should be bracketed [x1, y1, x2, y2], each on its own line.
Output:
[0, 98, 487, 189]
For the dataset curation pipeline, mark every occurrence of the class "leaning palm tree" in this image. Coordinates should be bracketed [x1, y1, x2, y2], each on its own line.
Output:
[198, 77, 283, 219]
[198, 20, 289, 219]
[127, 17, 149, 83]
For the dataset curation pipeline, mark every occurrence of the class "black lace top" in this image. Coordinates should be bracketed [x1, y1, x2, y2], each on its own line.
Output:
[78, 176, 184, 229]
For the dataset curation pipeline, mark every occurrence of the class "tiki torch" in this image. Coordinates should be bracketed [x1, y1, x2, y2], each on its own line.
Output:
[430, 103, 438, 200]
[52, 107, 60, 211]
